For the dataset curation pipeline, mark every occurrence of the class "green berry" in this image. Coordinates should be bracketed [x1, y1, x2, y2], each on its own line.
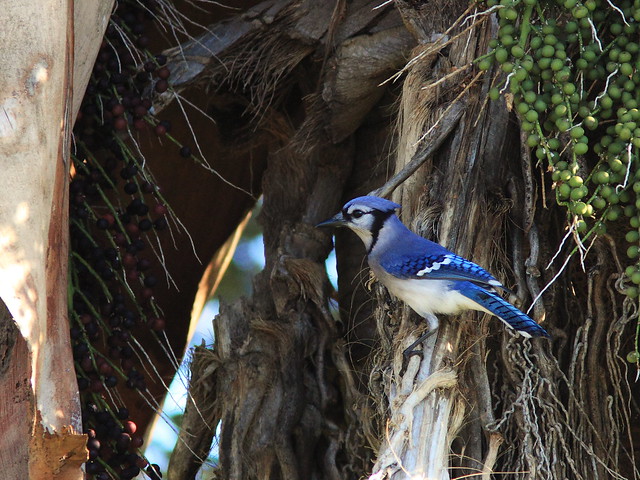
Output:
[584, 116, 598, 130]
[526, 134, 540, 147]
[574, 142, 588, 155]
[608, 207, 621, 220]
[525, 109, 539, 122]
[570, 126, 585, 139]
[568, 176, 583, 188]
[495, 48, 509, 64]
[592, 196, 606, 209]
[573, 5, 588, 18]
[541, 45, 555, 58]
[627, 350, 640, 363]
[594, 171, 610, 184]
[572, 201, 588, 215]
[626, 230, 640, 242]
[558, 183, 571, 198]
[511, 45, 525, 58]
[556, 118, 571, 132]
[570, 185, 588, 200]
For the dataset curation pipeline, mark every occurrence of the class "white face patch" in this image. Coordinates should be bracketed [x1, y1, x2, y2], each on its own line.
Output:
[416, 255, 453, 276]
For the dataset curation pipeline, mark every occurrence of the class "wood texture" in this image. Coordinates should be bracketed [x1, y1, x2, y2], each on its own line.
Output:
[0, 2, 113, 477]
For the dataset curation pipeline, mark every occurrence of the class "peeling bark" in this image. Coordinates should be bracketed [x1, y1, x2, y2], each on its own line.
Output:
[0, 3, 111, 477]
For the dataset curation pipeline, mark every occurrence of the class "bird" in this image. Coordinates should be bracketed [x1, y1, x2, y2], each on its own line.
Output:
[317, 195, 549, 354]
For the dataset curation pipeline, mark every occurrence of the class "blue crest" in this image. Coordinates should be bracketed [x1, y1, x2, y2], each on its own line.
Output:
[344, 196, 401, 212]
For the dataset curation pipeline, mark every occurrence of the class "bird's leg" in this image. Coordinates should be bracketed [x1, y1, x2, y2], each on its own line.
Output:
[400, 314, 439, 375]
[402, 328, 437, 361]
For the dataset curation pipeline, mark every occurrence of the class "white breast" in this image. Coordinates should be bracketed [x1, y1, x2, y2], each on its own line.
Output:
[372, 267, 488, 318]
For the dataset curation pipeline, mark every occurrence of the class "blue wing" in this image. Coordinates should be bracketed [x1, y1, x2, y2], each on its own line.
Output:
[455, 282, 549, 337]
[382, 252, 505, 291]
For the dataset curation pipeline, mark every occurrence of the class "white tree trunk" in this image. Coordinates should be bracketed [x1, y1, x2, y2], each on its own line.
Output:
[0, 2, 113, 478]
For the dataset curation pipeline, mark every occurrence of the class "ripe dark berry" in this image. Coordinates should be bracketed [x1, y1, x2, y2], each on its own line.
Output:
[73, 342, 89, 358]
[70, 326, 81, 340]
[125, 223, 140, 236]
[104, 375, 118, 388]
[154, 79, 169, 94]
[90, 378, 105, 393]
[122, 254, 137, 268]
[114, 233, 127, 245]
[126, 270, 139, 282]
[111, 103, 125, 116]
[77, 377, 89, 391]
[153, 204, 167, 216]
[120, 164, 138, 179]
[154, 123, 167, 136]
[147, 464, 162, 480]
[117, 433, 132, 450]
[99, 362, 113, 376]
[137, 258, 151, 271]
[179, 145, 191, 158]
[87, 437, 101, 451]
[154, 217, 168, 230]
[121, 345, 134, 359]
[137, 36, 150, 48]
[157, 67, 170, 79]
[148, 317, 165, 331]
[155, 54, 167, 66]
[133, 118, 147, 131]
[96, 218, 110, 230]
[114, 116, 128, 131]
[139, 219, 152, 231]
[85, 461, 101, 474]
[124, 182, 137, 194]
[141, 181, 155, 193]
[123, 420, 137, 435]
[133, 105, 147, 118]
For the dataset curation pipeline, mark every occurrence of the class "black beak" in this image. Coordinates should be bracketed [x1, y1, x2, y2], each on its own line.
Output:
[316, 212, 346, 228]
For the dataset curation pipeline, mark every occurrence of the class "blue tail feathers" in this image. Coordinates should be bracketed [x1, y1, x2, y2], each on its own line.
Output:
[458, 283, 549, 338]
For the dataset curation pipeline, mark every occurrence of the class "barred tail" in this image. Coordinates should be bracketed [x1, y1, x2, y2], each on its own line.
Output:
[460, 284, 549, 338]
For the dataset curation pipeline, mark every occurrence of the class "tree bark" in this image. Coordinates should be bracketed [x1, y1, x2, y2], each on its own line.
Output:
[0, 2, 112, 478]
[162, 1, 640, 479]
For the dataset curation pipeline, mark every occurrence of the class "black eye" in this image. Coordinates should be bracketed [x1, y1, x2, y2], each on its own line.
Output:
[351, 209, 364, 219]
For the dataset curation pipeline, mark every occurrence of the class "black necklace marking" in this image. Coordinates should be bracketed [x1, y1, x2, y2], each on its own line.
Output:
[367, 210, 393, 254]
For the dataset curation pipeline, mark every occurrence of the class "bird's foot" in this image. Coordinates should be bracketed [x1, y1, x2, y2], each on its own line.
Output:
[399, 328, 436, 375]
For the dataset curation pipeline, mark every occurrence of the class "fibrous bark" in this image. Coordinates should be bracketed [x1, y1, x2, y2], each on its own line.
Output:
[164, 1, 640, 479]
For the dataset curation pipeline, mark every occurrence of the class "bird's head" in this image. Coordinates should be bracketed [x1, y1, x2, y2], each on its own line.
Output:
[317, 196, 401, 252]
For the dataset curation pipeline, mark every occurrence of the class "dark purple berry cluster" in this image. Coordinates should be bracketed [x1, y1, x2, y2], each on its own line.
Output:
[69, 0, 193, 478]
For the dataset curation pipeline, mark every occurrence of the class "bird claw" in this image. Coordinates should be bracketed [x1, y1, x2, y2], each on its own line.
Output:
[403, 344, 424, 361]
[399, 328, 436, 376]
[400, 345, 423, 376]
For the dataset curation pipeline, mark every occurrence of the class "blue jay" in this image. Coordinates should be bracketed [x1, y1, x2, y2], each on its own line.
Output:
[318, 196, 549, 350]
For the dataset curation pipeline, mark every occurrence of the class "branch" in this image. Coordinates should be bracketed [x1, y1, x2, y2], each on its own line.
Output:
[370, 97, 466, 199]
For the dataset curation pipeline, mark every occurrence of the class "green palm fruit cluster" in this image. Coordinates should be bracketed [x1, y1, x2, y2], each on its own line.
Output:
[478, 0, 640, 360]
